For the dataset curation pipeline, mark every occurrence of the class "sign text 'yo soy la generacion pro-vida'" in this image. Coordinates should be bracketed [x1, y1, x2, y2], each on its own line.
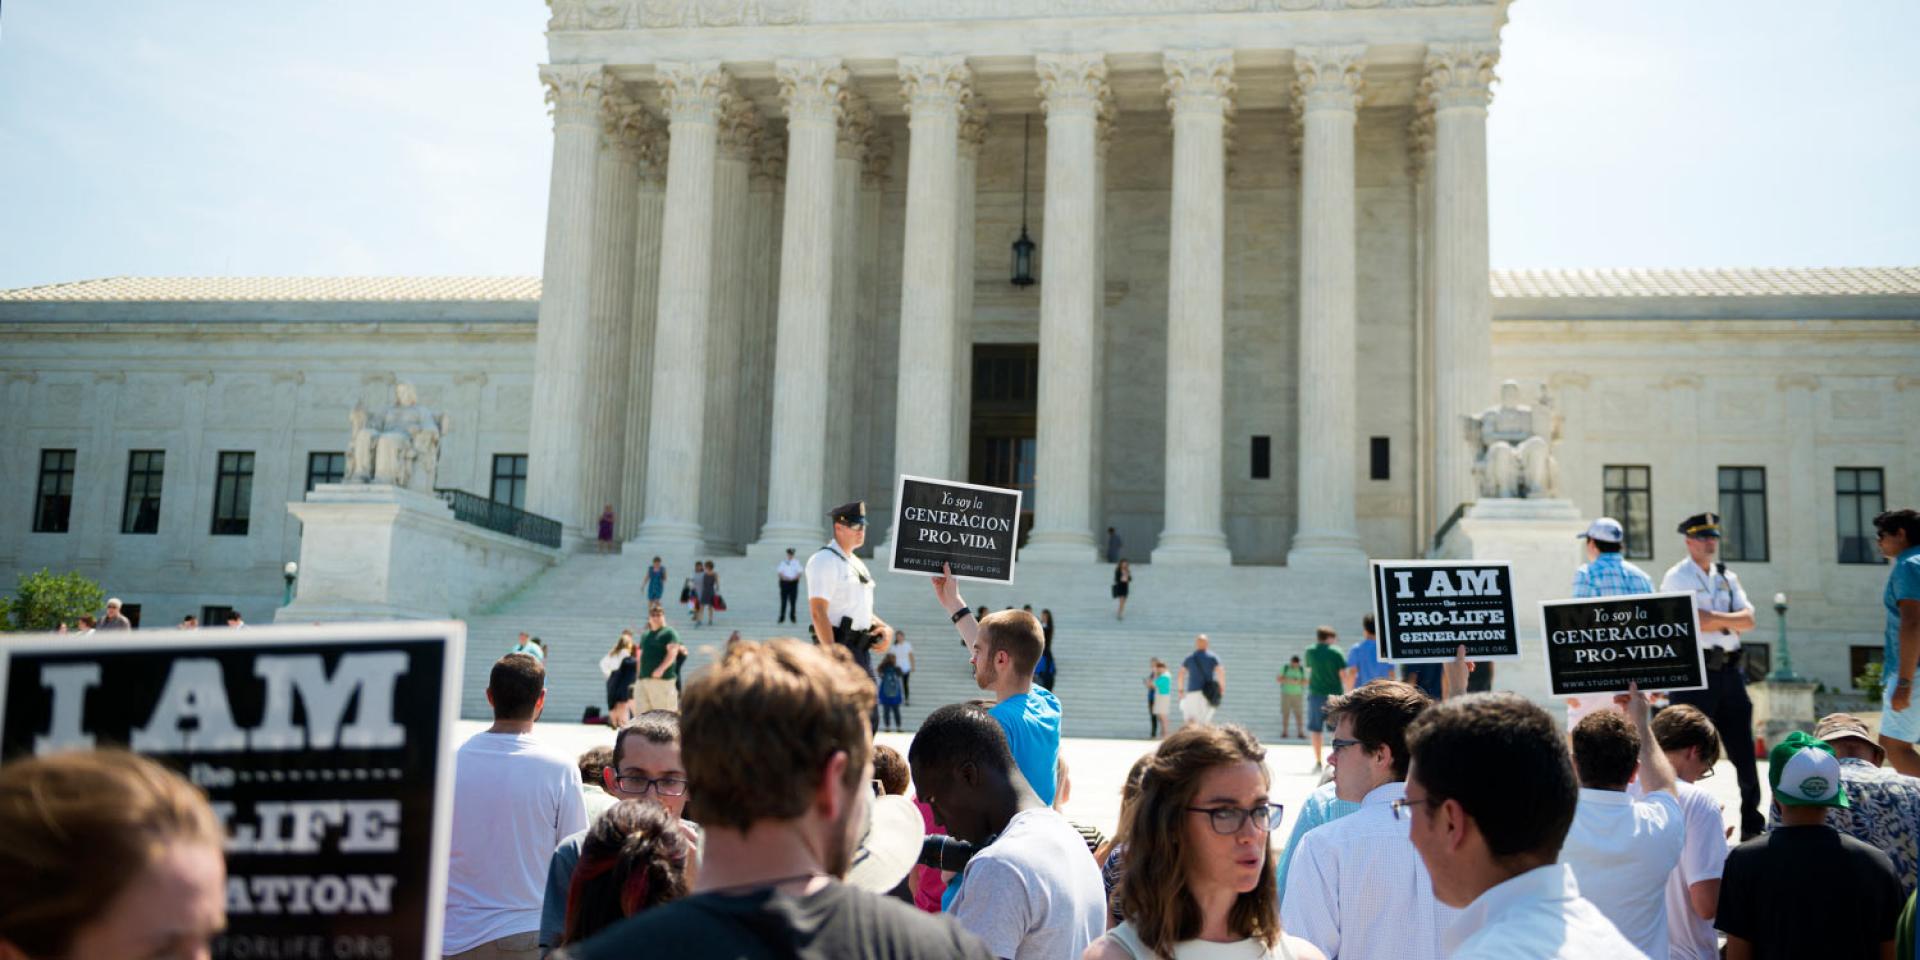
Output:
[1370, 560, 1521, 663]
[0, 620, 464, 960]
[888, 474, 1023, 583]
[1540, 591, 1708, 696]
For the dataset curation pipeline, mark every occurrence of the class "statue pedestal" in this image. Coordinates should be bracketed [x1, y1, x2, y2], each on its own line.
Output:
[1433, 498, 1585, 707]
[278, 484, 559, 623]
[1751, 678, 1819, 746]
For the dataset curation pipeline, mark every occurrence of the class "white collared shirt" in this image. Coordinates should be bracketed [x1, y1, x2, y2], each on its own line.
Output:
[805, 542, 874, 630]
[1444, 864, 1648, 960]
[1659, 558, 1750, 652]
[1559, 787, 1683, 959]
[1632, 780, 1728, 960]
[776, 557, 804, 581]
[1282, 780, 1458, 960]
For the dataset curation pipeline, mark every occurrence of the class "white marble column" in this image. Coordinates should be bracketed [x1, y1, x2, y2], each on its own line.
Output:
[857, 132, 892, 501]
[827, 96, 873, 507]
[582, 93, 644, 538]
[751, 59, 846, 554]
[1287, 45, 1368, 568]
[635, 61, 732, 549]
[1154, 49, 1236, 566]
[1408, 104, 1436, 551]
[878, 55, 971, 555]
[1090, 104, 1113, 536]
[736, 135, 785, 545]
[528, 63, 605, 536]
[951, 105, 987, 478]
[1425, 42, 1499, 524]
[1023, 53, 1108, 563]
[696, 97, 760, 552]
[617, 123, 668, 542]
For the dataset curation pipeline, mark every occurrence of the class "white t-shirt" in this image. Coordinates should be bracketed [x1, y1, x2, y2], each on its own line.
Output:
[806, 544, 875, 630]
[776, 557, 804, 581]
[1559, 787, 1684, 959]
[1633, 780, 1728, 960]
[948, 807, 1106, 960]
[443, 731, 588, 953]
[894, 640, 914, 674]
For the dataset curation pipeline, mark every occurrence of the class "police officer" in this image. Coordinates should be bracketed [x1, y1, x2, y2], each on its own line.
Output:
[807, 501, 892, 684]
[1660, 511, 1763, 838]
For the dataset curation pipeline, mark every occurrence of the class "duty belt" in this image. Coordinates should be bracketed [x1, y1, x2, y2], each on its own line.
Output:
[1703, 647, 1743, 673]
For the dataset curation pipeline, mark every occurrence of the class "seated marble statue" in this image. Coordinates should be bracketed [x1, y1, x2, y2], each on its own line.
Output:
[1470, 380, 1560, 500]
[344, 382, 450, 492]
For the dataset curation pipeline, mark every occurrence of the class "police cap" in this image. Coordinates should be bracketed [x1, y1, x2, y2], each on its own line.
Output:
[1678, 512, 1721, 538]
[830, 501, 868, 526]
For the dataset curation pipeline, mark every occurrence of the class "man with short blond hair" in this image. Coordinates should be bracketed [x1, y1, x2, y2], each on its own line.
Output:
[1648, 703, 1731, 960]
[931, 569, 1060, 807]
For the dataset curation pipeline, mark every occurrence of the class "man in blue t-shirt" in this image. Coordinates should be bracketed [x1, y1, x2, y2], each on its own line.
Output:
[930, 569, 1060, 806]
[1342, 613, 1394, 690]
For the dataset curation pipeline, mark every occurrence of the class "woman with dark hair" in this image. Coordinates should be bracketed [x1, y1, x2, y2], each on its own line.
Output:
[1113, 561, 1132, 620]
[558, 799, 693, 946]
[1036, 609, 1058, 690]
[1087, 726, 1321, 960]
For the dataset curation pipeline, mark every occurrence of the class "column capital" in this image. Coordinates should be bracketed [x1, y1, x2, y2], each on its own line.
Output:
[1096, 99, 1119, 156]
[717, 95, 764, 162]
[1422, 41, 1500, 111]
[608, 101, 669, 179]
[837, 94, 875, 161]
[862, 131, 894, 185]
[1292, 44, 1366, 115]
[775, 57, 848, 128]
[899, 56, 973, 116]
[752, 132, 788, 184]
[1036, 53, 1109, 119]
[1163, 49, 1237, 117]
[958, 102, 990, 158]
[1407, 101, 1435, 180]
[540, 63, 608, 129]
[657, 60, 734, 125]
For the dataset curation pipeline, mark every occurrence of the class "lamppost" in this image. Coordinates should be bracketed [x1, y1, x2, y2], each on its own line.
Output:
[1770, 591, 1799, 682]
[283, 561, 299, 606]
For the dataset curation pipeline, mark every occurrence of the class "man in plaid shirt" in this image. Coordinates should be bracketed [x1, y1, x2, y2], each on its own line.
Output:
[1566, 517, 1655, 723]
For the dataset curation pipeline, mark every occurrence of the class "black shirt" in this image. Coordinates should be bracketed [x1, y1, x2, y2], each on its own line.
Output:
[1717, 823, 1903, 960]
[554, 880, 992, 960]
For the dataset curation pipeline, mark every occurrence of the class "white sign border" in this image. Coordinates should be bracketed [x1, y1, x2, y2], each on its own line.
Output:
[1538, 591, 1709, 697]
[886, 472, 1024, 585]
[1370, 559, 1523, 664]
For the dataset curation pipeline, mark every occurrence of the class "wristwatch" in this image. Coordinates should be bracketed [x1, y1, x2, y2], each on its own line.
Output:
[950, 607, 972, 624]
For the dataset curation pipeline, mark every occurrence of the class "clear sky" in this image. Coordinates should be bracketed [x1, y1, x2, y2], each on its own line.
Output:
[2, 0, 1915, 289]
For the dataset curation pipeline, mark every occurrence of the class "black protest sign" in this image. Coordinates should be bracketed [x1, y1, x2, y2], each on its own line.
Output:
[1371, 560, 1521, 663]
[1541, 592, 1707, 696]
[889, 474, 1023, 583]
[0, 622, 463, 960]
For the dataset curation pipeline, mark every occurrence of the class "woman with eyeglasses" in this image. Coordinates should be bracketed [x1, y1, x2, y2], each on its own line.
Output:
[1087, 725, 1322, 960]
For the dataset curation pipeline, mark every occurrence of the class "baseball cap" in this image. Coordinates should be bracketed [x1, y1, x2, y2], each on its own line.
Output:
[1577, 518, 1625, 544]
[1768, 731, 1850, 809]
[1813, 713, 1882, 758]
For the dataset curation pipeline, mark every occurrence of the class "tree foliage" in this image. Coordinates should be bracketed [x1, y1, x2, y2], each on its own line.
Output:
[0, 568, 107, 633]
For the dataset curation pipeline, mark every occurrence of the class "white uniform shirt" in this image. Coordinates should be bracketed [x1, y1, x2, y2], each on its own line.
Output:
[1282, 780, 1458, 960]
[1559, 788, 1684, 959]
[806, 543, 874, 630]
[776, 557, 804, 581]
[1659, 559, 1750, 653]
[1444, 864, 1650, 960]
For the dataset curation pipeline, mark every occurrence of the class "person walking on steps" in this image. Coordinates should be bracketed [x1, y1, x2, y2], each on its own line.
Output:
[1113, 560, 1131, 620]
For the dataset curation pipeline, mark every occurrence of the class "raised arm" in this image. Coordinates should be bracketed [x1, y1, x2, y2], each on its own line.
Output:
[1627, 683, 1677, 795]
[931, 564, 980, 652]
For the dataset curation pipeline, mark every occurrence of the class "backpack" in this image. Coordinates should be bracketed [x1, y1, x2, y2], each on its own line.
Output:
[879, 669, 904, 702]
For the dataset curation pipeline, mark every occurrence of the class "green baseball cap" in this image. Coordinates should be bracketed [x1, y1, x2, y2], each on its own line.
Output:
[1768, 731, 1850, 809]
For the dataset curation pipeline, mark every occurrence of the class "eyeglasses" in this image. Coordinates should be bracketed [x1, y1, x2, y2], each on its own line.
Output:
[612, 774, 688, 797]
[1390, 795, 1442, 821]
[1187, 802, 1284, 835]
[1329, 737, 1364, 753]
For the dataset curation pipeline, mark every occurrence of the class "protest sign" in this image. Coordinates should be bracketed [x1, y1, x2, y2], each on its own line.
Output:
[888, 474, 1022, 583]
[1541, 592, 1708, 696]
[1370, 560, 1521, 663]
[0, 621, 463, 960]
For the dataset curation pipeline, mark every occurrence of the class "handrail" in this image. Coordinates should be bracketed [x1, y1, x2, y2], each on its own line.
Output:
[434, 488, 562, 549]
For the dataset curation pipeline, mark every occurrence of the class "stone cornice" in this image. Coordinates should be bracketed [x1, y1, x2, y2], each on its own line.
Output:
[899, 56, 974, 116]
[540, 63, 608, 130]
[774, 57, 848, 128]
[656, 60, 734, 125]
[1163, 49, 1237, 118]
[1421, 40, 1499, 110]
[1036, 53, 1110, 120]
[1291, 44, 1366, 114]
[717, 95, 765, 161]
[547, 0, 1500, 31]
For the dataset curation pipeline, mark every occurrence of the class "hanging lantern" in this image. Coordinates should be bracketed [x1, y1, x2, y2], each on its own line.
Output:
[1011, 114, 1037, 287]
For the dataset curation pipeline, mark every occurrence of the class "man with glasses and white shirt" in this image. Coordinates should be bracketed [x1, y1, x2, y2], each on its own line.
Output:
[1282, 681, 1455, 960]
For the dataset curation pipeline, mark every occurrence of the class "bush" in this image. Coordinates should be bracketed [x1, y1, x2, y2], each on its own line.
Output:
[1856, 661, 1886, 703]
[0, 569, 107, 633]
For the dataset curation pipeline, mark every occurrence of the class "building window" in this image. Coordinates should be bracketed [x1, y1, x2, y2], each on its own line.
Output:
[491, 454, 529, 509]
[202, 605, 236, 627]
[1853, 645, 1886, 691]
[1602, 465, 1654, 560]
[32, 449, 77, 533]
[306, 451, 347, 492]
[121, 450, 166, 535]
[1369, 437, 1391, 481]
[1251, 436, 1271, 480]
[1718, 466, 1769, 562]
[210, 451, 255, 536]
[1837, 467, 1887, 565]
[120, 603, 142, 628]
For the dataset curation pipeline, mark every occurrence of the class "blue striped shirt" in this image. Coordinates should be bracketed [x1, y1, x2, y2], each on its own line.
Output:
[1571, 552, 1655, 598]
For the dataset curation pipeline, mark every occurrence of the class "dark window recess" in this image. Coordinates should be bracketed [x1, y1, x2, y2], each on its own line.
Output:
[1369, 437, 1390, 481]
[307, 451, 347, 493]
[1718, 466, 1769, 562]
[1251, 436, 1272, 480]
[1602, 465, 1654, 560]
[120, 603, 142, 628]
[211, 451, 255, 536]
[34, 449, 78, 533]
[492, 454, 530, 510]
[122, 450, 166, 534]
[1837, 468, 1886, 565]
[1853, 645, 1886, 690]
[202, 605, 237, 627]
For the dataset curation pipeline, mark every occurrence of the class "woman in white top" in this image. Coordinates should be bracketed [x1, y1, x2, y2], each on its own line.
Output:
[1085, 725, 1323, 960]
[599, 630, 637, 726]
